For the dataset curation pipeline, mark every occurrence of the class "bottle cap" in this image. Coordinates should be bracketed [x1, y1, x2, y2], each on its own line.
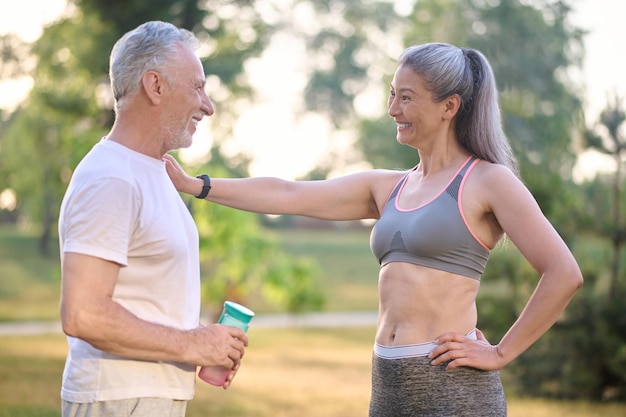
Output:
[223, 301, 255, 323]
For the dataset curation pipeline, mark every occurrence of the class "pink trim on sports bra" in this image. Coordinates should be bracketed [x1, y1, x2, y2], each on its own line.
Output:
[457, 158, 491, 251]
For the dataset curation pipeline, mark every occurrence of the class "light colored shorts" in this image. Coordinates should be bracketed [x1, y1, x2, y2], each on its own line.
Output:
[62, 397, 187, 417]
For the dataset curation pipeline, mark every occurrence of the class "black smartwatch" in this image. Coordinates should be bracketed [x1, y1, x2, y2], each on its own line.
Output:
[195, 174, 212, 199]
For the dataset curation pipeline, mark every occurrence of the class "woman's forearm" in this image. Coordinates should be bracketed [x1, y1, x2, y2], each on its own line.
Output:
[207, 177, 301, 215]
[496, 267, 582, 366]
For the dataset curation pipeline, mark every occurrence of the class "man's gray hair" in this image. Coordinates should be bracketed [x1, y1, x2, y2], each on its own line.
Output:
[109, 21, 199, 104]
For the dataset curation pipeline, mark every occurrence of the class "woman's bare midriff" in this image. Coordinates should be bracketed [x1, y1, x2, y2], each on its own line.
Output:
[375, 262, 480, 346]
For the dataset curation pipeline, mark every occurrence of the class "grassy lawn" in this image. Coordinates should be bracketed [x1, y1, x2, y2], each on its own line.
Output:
[1, 330, 625, 417]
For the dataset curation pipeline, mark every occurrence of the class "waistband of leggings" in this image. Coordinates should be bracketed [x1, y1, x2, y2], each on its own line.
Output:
[374, 328, 477, 359]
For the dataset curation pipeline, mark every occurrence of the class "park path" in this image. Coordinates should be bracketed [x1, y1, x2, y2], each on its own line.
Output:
[0, 311, 378, 336]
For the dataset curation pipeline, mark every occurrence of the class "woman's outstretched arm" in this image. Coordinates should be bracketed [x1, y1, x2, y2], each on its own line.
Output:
[163, 153, 403, 221]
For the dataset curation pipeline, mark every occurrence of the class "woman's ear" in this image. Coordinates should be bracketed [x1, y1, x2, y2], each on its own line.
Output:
[442, 94, 461, 120]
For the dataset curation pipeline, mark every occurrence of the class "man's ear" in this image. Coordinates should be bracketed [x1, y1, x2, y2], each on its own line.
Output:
[141, 70, 163, 104]
[442, 95, 461, 120]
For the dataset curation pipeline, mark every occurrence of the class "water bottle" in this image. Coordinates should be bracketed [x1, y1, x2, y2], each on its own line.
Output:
[198, 301, 255, 386]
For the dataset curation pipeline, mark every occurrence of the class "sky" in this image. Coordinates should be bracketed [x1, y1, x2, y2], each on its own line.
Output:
[0, 0, 624, 180]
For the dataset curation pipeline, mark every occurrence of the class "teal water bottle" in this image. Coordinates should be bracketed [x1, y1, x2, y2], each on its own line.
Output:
[198, 301, 255, 386]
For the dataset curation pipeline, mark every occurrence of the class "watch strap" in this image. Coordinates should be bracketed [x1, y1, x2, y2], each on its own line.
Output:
[195, 174, 211, 199]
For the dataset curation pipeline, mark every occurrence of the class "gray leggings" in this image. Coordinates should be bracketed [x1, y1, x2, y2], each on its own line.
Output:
[369, 354, 506, 417]
[62, 398, 187, 417]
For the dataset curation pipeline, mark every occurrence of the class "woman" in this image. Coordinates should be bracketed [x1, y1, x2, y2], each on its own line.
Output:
[165, 42, 583, 416]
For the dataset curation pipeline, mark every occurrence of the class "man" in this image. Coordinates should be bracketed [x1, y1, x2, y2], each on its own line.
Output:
[58, 21, 247, 417]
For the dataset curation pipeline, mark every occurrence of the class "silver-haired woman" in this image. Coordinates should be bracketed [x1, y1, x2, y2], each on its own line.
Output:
[165, 42, 583, 416]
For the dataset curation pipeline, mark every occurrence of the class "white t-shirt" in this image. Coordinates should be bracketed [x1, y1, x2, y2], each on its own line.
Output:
[58, 139, 200, 403]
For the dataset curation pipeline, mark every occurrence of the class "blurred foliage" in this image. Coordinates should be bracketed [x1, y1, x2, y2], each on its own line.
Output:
[479, 236, 626, 401]
[181, 163, 325, 315]
[581, 93, 626, 293]
[0, 0, 322, 312]
[477, 90, 626, 400]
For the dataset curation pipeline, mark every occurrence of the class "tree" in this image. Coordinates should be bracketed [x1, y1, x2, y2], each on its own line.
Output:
[583, 93, 626, 296]
[470, 0, 584, 241]
[0, 0, 323, 313]
[0, 0, 276, 250]
[1, 13, 107, 253]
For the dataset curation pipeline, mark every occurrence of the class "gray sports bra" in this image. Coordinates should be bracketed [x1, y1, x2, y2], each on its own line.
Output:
[369, 156, 489, 280]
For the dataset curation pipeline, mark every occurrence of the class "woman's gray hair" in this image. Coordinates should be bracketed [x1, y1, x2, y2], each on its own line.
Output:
[109, 21, 199, 107]
[398, 43, 518, 175]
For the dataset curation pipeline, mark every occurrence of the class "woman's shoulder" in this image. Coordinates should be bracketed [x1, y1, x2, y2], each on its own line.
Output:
[471, 159, 518, 181]
[470, 159, 530, 200]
